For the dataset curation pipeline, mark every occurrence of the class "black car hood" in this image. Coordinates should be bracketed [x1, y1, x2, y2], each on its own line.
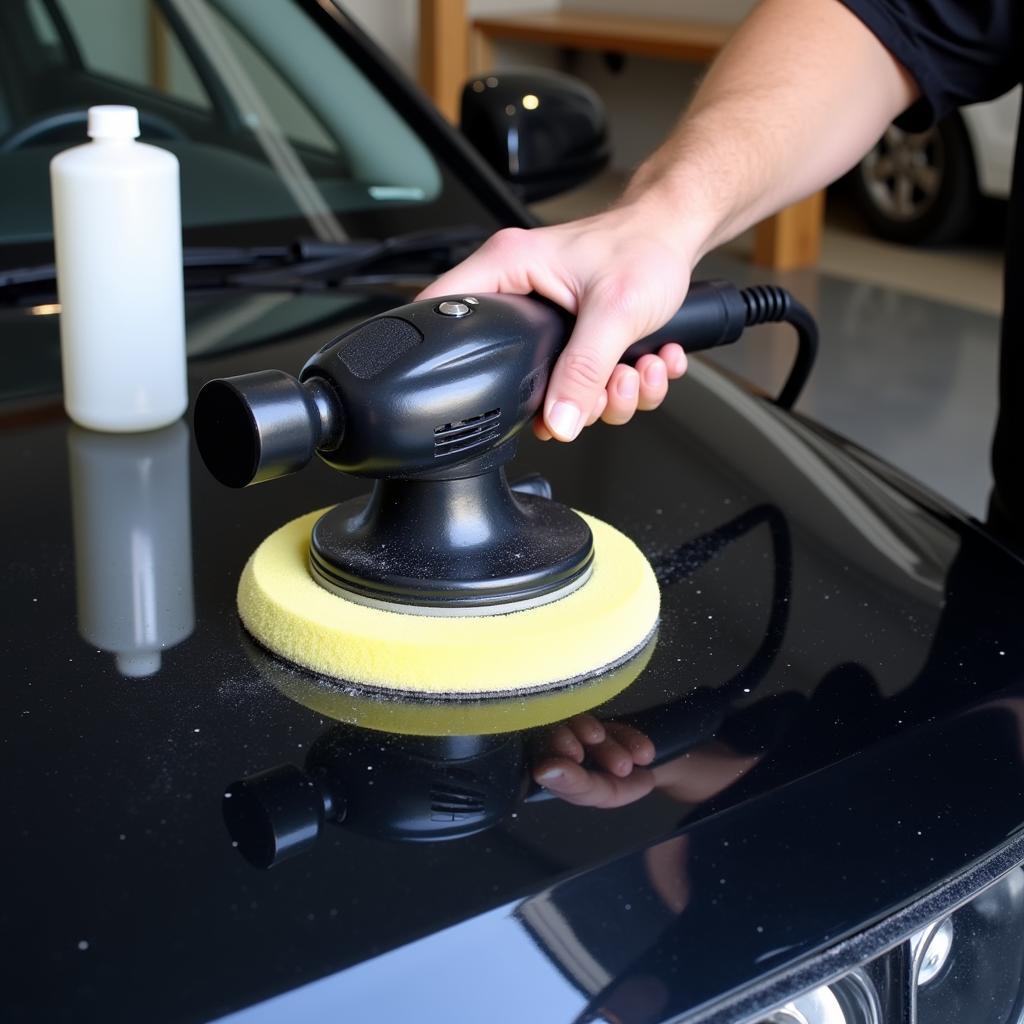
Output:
[5, 288, 1024, 1023]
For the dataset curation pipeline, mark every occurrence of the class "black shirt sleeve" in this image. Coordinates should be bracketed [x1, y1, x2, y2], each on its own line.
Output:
[836, 0, 1020, 128]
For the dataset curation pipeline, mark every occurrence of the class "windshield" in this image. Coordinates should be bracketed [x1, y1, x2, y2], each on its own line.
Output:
[0, 0, 506, 261]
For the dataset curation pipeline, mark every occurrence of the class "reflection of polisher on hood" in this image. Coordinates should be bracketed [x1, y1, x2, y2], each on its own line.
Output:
[223, 505, 792, 867]
[224, 634, 657, 868]
[67, 422, 195, 677]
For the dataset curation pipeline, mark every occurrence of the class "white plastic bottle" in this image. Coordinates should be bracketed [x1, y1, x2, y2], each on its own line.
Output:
[51, 105, 187, 431]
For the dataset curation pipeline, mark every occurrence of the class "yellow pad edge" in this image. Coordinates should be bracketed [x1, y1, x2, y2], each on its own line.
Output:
[266, 632, 658, 736]
[238, 508, 660, 697]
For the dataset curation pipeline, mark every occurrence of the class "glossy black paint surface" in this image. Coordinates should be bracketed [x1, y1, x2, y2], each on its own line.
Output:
[5, 282, 1024, 1023]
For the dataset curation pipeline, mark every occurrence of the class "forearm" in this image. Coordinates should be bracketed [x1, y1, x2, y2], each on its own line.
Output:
[419, 0, 921, 441]
[621, 0, 920, 260]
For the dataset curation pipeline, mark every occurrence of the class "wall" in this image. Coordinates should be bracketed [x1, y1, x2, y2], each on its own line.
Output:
[553, 1, 756, 171]
[342, 0, 560, 80]
[341, 0, 419, 75]
[561, 0, 753, 21]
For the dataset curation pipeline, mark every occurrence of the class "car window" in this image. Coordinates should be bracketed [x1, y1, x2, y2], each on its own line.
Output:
[24, 0, 67, 63]
[193, 4, 333, 151]
[0, 0, 452, 250]
[50, 0, 212, 111]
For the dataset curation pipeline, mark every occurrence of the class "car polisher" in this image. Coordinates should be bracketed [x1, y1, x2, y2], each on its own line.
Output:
[194, 280, 815, 695]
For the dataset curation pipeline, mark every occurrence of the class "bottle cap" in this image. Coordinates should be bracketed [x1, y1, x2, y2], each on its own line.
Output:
[87, 105, 140, 141]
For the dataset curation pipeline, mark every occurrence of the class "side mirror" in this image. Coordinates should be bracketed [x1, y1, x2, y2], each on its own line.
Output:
[460, 69, 609, 202]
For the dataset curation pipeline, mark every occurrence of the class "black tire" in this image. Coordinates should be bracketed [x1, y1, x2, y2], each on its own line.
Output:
[852, 112, 977, 245]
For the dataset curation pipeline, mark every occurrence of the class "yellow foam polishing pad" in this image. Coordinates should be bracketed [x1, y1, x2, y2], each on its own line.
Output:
[238, 507, 660, 697]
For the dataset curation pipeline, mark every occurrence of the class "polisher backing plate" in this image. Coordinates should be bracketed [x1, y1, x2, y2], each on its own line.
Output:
[238, 507, 660, 697]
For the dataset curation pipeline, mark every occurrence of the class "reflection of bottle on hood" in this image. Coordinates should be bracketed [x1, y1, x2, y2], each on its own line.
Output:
[68, 421, 194, 677]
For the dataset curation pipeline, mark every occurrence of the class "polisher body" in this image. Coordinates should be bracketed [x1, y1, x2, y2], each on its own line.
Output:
[299, 293, 570, 479]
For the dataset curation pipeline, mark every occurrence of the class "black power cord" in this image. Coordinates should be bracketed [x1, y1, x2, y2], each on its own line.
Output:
[739, 284, 819, 409]
[624, 279, 819, 410]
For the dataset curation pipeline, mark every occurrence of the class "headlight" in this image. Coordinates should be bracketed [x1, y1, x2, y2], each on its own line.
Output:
[910, 917, 954, 987]
[915, 868, 1024, 1024]
[756, 867, 1024, 1024]
[759, 970, 880, 1024]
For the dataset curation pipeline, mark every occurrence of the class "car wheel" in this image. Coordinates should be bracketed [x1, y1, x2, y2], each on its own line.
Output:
[853, 113, 977, 244]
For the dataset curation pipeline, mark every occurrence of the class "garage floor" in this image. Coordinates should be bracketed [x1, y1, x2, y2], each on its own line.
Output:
[533, 177, 1005, 519]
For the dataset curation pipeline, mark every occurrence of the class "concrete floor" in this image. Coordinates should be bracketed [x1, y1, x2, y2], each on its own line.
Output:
[533, 177, 1005, 519]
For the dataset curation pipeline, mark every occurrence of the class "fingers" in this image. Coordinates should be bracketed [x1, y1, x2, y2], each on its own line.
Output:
[543, 724, 586, 763]
[534, 354, 677, 437]
[586, 391, 608, 427]
[586, 733, 638, 777]
[544, 294, 638, 441]
[537, 717, 653, 776]
[532, 715, 658, 807]
[660, 343, 688, 380]
[583, 723, 655, 776]
[539, 344, 684, 438]
[605, 722, 656, 766]
[542, 716, 606, 762]
[601, 365, 640, 426]
[599, 354, 675, 424]
[565, 714, 606, 745]
[533, 759, 657, 808]
[534, 388, 607, 439]
[635, 355, 669, 412]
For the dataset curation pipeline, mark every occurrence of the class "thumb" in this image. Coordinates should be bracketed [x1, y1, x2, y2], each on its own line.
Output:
[416, 256, 502, 302]
[544, 296, 637, 442]
[417, 227, 541, 302]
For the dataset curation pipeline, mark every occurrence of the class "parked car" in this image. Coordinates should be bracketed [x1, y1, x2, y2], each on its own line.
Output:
[4, 3, 1024, 1023]
[853, 89, 1019, 244]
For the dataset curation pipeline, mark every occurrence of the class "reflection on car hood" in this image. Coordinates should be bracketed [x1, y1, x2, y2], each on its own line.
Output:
[4, 290, 1024, 1024]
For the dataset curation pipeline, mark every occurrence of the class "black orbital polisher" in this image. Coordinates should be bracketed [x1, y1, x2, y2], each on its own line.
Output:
[194, 281, 814, 617]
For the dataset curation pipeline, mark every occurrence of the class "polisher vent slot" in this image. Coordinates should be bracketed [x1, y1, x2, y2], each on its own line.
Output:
[434, 408, 501, 457]
[429, 779, 487, 819]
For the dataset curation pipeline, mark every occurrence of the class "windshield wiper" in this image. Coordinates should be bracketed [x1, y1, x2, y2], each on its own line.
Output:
[221, 224, 487, 290]
[0, 225, 488, 299]
[0, 244, 291, 292]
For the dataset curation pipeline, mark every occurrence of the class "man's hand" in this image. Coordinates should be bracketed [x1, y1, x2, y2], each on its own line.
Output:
[418, 205, 692, 442]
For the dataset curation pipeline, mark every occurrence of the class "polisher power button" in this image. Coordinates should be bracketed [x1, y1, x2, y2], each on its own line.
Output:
[436, 301, 472, 318]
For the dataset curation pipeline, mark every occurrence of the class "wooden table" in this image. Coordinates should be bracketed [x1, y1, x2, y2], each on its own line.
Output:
[470, 10, 732, 68]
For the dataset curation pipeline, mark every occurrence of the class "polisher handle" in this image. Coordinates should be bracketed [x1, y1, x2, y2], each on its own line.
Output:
[619, 279, 749, 363]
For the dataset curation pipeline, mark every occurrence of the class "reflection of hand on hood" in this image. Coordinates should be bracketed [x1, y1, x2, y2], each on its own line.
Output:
[530, 714, 765, 811]
[652, 740, 762, 805]
[530, 714, 656, 808]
